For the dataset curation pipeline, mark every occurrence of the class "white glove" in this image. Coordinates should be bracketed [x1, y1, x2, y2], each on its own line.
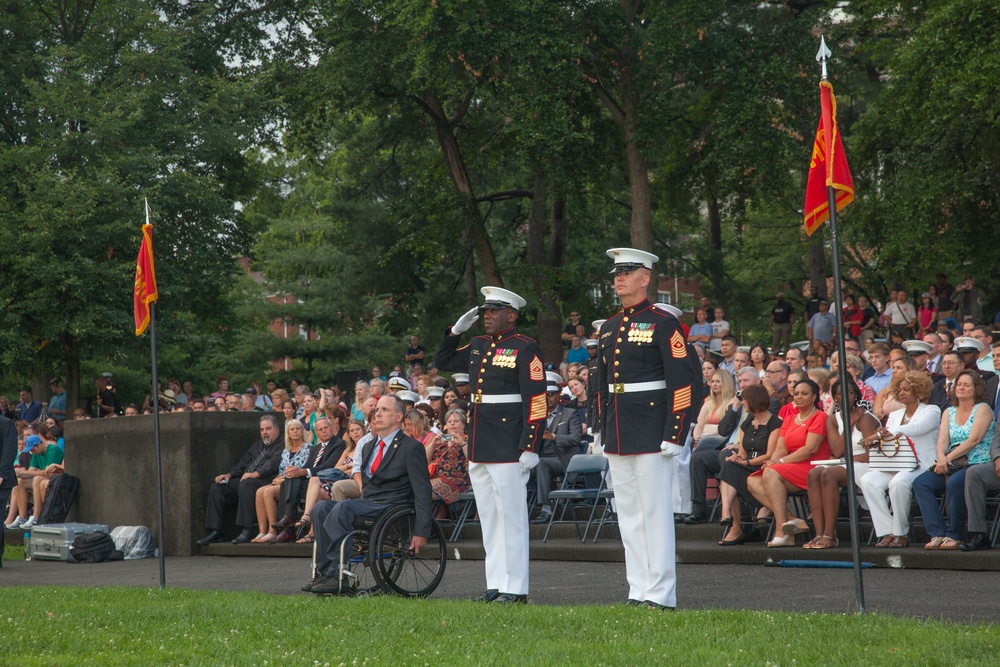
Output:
[452, 307, 480, 335]
[660, 441, 682, 458]
[519, 451, 540, 474]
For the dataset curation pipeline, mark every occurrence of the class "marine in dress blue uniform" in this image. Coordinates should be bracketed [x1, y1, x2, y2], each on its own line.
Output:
[598, 249, 699, 609]
[435, 287, 547, 603]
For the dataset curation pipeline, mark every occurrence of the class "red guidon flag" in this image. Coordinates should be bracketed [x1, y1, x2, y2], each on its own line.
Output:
[134, 223, 158, 336]
[803, 80, 855, 236]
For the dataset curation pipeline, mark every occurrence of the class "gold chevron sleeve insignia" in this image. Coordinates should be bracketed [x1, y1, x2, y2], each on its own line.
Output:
[670, 330, 687, 359]
[529, 394, 547, 422]
[673, 385, 692, 412]
[529, 355, 544, 381]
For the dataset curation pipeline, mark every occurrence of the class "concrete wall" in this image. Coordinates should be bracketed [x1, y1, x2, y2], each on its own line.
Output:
[64, 412, 275, 556]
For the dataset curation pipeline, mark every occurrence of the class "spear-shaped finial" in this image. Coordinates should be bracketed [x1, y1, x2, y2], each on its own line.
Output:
[145, 197, 152, 226]
[816, 35, 832, 80]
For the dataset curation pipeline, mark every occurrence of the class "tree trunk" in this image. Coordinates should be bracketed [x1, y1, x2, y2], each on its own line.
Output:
[422, 92, 503, 287]
[525, 172, 564, 365]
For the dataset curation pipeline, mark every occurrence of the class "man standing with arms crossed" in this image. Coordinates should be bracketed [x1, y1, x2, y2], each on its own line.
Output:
[598, 249, 699, 610]
[436, 286, 547, 604]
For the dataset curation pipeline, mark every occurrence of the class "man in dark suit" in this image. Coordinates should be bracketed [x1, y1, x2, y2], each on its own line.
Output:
[304, 395, 433, 595]
[197, 415, 284, 545]
[530, 372, 583, 524]
[436, 286, 547, 604]
[930, 351, 965, 411]
[0, 415, 17, 566]
[271, 417, 346, 541]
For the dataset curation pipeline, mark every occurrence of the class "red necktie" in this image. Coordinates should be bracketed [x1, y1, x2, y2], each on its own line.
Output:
[371, 439, 386, 474]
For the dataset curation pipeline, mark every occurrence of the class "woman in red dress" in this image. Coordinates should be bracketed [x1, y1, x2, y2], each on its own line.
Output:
[748, 378, 831, 547]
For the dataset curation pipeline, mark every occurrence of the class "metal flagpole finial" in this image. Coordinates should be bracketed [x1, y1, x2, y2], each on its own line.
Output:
[816, 35, 832, 80]
[144, 197, 152, 226]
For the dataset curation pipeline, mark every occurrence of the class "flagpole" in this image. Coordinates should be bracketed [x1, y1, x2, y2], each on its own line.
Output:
[144, 199, 167, 590]
[817, 35, 866, 615]
[150, 301, 166, 589]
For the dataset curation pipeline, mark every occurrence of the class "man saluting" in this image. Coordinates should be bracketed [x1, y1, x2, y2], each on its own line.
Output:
[598, 248, 700, 610]
[436, 287, 547, 604]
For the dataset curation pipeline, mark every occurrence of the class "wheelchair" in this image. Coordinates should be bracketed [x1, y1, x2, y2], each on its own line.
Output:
[313, 503, 448, 598]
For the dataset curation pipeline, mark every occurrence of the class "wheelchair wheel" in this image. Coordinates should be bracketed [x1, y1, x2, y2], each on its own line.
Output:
[369, 505, 447, 598]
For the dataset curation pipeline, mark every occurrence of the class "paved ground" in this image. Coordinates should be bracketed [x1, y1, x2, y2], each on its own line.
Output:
[2, 556, 998, 624]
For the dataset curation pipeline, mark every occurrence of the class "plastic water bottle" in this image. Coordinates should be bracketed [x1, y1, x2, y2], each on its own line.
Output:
[23, 532, 31, 561]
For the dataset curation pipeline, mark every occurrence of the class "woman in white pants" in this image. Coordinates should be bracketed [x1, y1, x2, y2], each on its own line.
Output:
[859, 371, 940, 548]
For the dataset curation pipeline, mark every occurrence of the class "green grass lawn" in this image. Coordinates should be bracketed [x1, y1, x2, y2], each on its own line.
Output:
[0, 587, 994, 666]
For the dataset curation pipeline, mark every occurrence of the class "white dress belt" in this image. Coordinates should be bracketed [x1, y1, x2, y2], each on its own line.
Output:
[472, 393, 521, 404]
[608, 381, 668, 394]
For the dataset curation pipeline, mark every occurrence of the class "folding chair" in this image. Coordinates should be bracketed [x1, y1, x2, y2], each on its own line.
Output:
[591, 488, 616, 542]
[542, 454, 609, 543]
[447, 491, 478, 542]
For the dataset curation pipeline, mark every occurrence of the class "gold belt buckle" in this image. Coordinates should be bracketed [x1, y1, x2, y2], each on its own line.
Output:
[473, 393, 483, 404]
[613, 383, 625, 394]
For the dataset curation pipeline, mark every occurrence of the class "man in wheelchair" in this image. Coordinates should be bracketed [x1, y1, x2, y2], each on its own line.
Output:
[303, 394, 434, 595]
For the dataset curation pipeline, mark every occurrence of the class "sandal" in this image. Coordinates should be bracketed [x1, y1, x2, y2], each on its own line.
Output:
[938, 537, 962, 550]
[767, 533, 796, 548]
[258, 533, 278, 544]
[875, 535, 895, 548]
[782, 518, 810, 536]
[295, 535, 315, 544]
[250, 533, 268, 543]
[812, 535, 838, 549]
[802, 536, 824, 549]
[924, 536, 946, 550]
[294, 514, 311, 529]
[888, 536, 909, 548]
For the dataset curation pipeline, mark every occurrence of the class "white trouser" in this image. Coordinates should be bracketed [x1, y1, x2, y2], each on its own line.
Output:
[469, 461, 530, 595]
[859, 467, 925, 537]
[606, 452, 677, 608]
[671, 427, 694, 515]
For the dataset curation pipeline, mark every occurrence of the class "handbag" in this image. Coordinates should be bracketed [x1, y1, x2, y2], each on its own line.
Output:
[868, 434, 919, 473]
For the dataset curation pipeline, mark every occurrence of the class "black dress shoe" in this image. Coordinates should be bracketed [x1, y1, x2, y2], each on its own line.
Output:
[961, 534, 991, 551]
[530, 510, 552, 525]
[197, 530, 225, 545]
[645, 601, 675, 611]
[231, 530, 254, 545]
[493, 593, 527, 604]
[311, 576, 354, 595]
[683, 511, 708, 525]
[624, 599, 643, 606]
[473, 589, 500, 602]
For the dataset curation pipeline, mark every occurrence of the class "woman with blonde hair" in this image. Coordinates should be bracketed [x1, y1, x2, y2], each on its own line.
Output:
[252, 419, 311, 543]
[692, 370, 737, 449]
[351, 382, 370, 421]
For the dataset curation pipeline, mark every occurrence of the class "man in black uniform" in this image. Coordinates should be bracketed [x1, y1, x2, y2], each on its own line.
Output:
[436, 286, 547, 603]
[599, 249, 699, 610]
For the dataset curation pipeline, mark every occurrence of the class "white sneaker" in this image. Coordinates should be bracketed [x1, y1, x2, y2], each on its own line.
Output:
[4, 517, 24, 530]
[21, 516, 36, 529]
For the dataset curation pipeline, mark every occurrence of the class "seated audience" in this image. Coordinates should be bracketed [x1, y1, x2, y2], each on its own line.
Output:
[197, 415, 284, 545]
[912, 370, 994, 550]
[748, 379, 830, 547]
[295, 419, 367, 544]
[715, 384, 781, 545]
[530, 375, 582, 525]
[270, 417, 346, 543]
[8, 434, 64, 528]
[872, 355, 918, 421]
[860, 371, 940, 548]
[252, 419, 312, 542]
[803, 380, 878, 549]
[426, 408, 473, 513]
